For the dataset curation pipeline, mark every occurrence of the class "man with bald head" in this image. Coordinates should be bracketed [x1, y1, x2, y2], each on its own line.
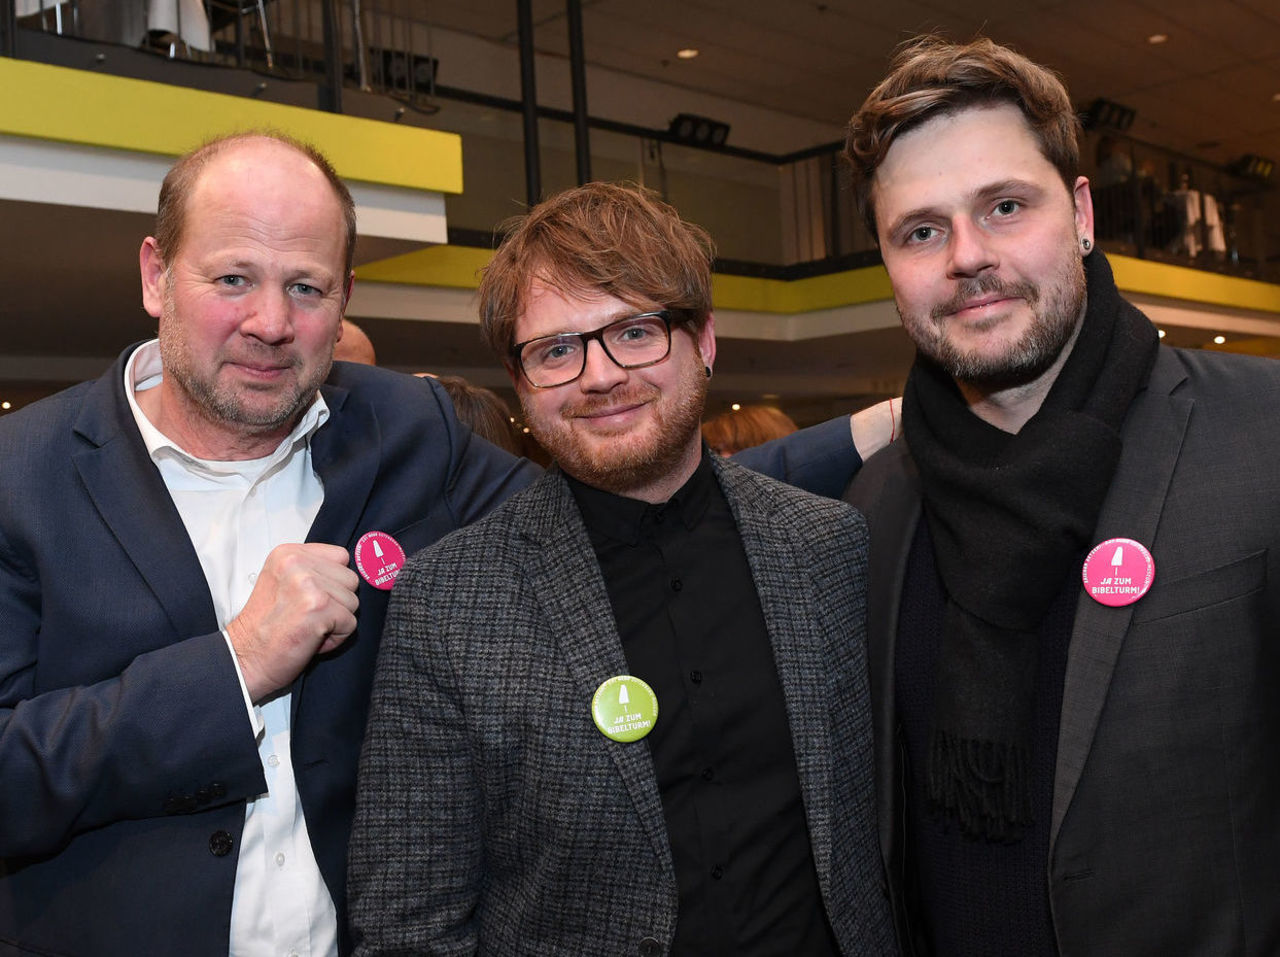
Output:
[334, 319, 378, 365]
[0, 132, 538, 956]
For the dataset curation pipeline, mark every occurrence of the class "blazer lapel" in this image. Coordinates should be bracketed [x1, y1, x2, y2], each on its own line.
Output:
[1051, 349, 1193, 844]
[71, 354, 218, 642]
[307, 383, 379, 549]
[514, 471, 677, 884]
[844, 441, 922, 864]
[717, 461, 838, 888]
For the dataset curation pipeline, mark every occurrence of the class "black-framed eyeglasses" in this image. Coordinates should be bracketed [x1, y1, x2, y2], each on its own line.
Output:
[511, 311, 674, 388]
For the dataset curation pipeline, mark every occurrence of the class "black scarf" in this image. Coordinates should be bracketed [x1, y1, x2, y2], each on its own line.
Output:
[903, 251, 1159, 841]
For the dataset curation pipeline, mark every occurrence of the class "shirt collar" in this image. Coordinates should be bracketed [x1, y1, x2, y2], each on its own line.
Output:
[565, 448, 716, 546]
[123, 339, 330, 476]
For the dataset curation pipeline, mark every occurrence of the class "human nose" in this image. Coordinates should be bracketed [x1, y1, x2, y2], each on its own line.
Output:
[240, 288, 294, 344]
[577, 337, 628, 391]
[946, 218, 998, 278]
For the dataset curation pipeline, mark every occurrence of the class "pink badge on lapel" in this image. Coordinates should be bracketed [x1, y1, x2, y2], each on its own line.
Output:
[1082, 537, 1155, 607]
[354, 531, 407, 591]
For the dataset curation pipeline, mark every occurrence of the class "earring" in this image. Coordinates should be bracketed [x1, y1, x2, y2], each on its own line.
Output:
[704, 366, 712, 379]
[1081, 237, 1092, 251]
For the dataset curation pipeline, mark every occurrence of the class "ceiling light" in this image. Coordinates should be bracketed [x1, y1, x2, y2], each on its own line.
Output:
[0, 401, 9, 410]
[676, 48, 699, 60]
[1157, 329, 1166, 338]
[731, 403, 741, 411]
[1147, 33, 1168, 44]
[1213, 335, 1226, 345]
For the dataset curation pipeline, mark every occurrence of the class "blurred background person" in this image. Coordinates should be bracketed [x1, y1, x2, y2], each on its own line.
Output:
[703, 404, 798, 456]
[333, 318, 377, 365]
[434, 374, 523, 456]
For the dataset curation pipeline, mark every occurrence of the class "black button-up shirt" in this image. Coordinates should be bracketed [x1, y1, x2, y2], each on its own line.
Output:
[567, 455, 838, 956]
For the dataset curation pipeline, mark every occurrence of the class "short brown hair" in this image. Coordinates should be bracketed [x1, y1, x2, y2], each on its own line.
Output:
[154, 130, 357, 275]
[477, 182, 715, 359]
[702, 405, 797, 456]
[844, 36, 1081, 236]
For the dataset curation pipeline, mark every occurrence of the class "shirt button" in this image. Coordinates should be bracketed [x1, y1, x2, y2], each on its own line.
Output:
[701, 767, 715, 782]
[267, 754, 280, 767]
[275, 852, 286, 867]
[248, 572, 258, 584]
[689, 670, 703, 685]
[639, 938, 662, 957]
[670, 578, 682, 592]
[710, 864, 724, 880]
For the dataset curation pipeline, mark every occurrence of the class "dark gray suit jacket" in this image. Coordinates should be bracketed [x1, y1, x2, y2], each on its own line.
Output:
[350, 456, 896, 956]
[845, 345, 1280, 956]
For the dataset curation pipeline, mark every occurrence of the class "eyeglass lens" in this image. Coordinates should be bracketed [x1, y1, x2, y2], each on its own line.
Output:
[519, 313, 670, 387]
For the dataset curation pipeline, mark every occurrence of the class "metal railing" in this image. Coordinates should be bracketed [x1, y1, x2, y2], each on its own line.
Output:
[8, 0, 1278, 282]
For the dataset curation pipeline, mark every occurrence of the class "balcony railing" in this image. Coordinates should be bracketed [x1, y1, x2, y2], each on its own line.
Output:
[8, 0, 1279, 283]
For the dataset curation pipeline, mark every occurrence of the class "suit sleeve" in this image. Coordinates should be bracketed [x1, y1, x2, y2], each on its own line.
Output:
[349, 556, 483, 955]
[0, 518, 266, 857]
[731, 414, 863, 499]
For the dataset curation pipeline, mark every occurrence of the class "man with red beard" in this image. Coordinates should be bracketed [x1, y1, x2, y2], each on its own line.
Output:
[348, 182, 896, 957]
[842, 36, 1280, 957]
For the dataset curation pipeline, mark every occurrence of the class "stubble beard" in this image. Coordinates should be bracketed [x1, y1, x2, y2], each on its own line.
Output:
[159, 289, 330, 437]
[522, 352, 709, 497]
[904, 248, 1087, 392]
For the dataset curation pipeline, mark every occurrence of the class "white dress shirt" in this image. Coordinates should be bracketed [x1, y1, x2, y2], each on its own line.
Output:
[125, 341, 339, 957]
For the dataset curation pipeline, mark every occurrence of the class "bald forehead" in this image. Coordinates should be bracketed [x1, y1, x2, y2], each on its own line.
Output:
[193, 138, 330, 197]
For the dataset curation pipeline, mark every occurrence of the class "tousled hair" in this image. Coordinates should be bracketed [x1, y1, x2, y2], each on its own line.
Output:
[477, 182, 715, 359]
[844, 36, 1081, 236]
[154, 129, 357, 276]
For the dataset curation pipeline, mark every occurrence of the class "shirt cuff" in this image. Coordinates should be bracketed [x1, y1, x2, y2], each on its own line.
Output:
[223, 630, 265, 739]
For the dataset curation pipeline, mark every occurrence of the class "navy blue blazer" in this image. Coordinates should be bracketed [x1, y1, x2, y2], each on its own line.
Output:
[0, 345, 860, 956]
[0, 348, 538, 955]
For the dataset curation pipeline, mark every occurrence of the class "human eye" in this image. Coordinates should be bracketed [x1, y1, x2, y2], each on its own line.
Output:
[531, 336, 580, 367]
[992, 198, 1022, 217]
[617, 321, 656, 342]
[905, 225, 938, 245]
[610, 315, 665, 346]
[217, 275, 247, 287]
[289, 281, 322, 297]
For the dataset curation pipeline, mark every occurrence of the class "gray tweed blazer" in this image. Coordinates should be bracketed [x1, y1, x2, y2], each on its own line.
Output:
[349, 455, 896, 956]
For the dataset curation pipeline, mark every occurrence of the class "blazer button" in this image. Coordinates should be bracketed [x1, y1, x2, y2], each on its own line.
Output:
[209, 830, 235, 857]
[638, 937, 662, 957]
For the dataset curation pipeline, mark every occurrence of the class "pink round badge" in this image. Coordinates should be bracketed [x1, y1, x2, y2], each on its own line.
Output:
[354, 531, 407, 591]
[1081, 537, 1155, 607]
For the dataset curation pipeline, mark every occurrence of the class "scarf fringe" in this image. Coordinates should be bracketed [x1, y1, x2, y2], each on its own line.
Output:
[928, 729, 1033, 843]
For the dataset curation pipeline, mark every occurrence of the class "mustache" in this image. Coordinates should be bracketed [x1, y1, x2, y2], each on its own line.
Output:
[564, 386, 659, 418]
[932, 275, 1040, 320]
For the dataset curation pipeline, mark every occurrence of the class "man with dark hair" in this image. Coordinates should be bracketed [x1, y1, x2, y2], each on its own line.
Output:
[348, 182, 897, 956]
[843, 35, 1280, 956]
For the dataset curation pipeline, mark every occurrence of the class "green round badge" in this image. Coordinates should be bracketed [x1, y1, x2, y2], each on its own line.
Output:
[591, 675, 659, 743]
